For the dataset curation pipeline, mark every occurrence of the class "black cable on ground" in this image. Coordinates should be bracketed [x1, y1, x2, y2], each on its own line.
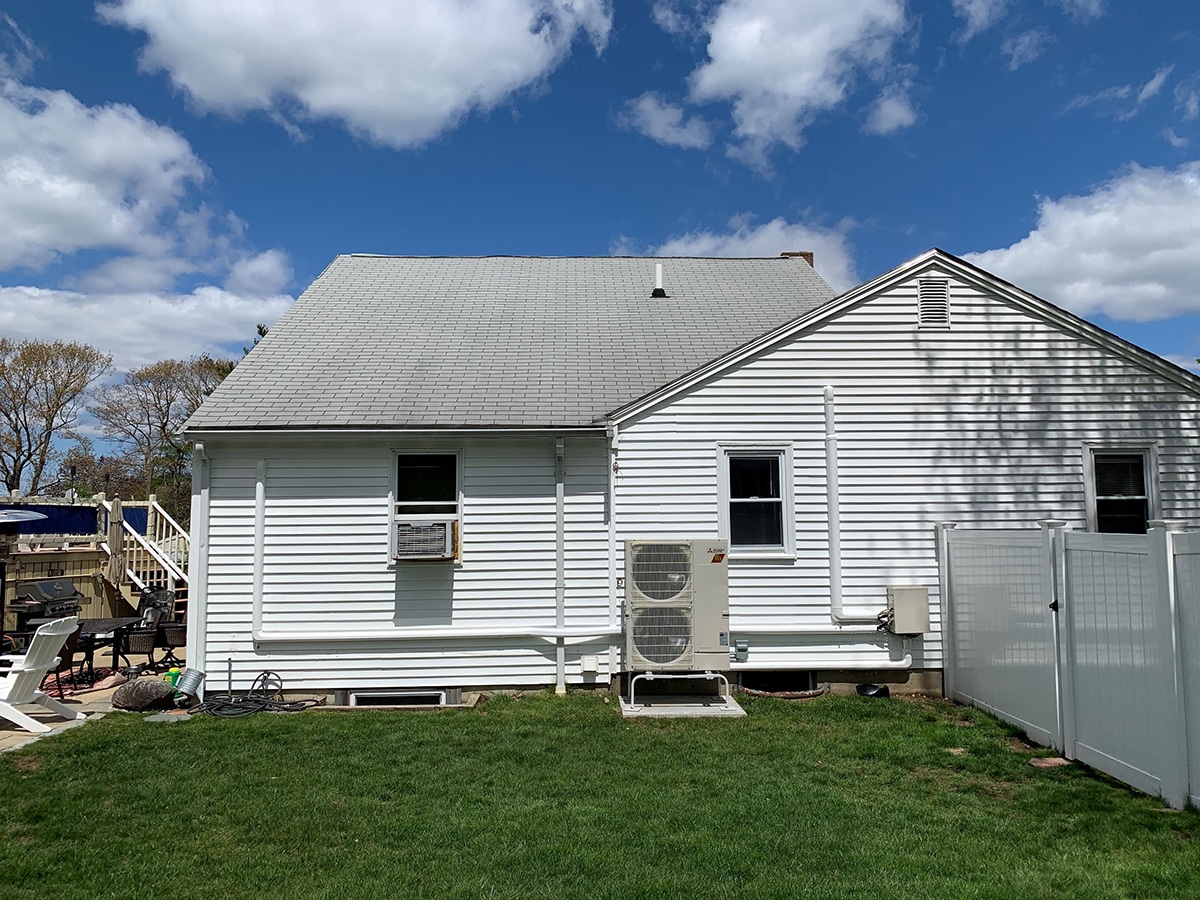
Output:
[737, 683, 830, 700]
[188, 671, 325, 718]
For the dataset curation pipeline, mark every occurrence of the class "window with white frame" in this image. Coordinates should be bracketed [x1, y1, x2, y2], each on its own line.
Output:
[391, 452, 461, 560]
[1084, 447, 1157, 534]
[718, 445, 794, 555]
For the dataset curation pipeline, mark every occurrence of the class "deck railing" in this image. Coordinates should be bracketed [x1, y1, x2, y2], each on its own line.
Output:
[100, 496, 190, 592]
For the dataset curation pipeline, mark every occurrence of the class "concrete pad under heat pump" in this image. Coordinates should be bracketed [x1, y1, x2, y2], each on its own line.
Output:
[618, 693, 746, 718]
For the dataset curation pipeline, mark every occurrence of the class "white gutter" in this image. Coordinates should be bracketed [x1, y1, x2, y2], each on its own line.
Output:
[252, 625, 622, 644]
[554, 437, 566, 695]
[825, 385, 881, 628]
[733, 654, 912, 670]
[186, 442, 211, 691]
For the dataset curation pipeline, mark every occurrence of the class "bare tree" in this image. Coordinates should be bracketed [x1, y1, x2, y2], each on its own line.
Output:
[0, 338, 112, 494]
[90, 354, 234, 516]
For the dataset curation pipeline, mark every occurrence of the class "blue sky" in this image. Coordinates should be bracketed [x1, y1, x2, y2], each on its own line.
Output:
[1, 0, 1199, 375]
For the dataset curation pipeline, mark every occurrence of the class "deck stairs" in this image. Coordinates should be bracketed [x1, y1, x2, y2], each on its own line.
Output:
[99, 498, 189, 618]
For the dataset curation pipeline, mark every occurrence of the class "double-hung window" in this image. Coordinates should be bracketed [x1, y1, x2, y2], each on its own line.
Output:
[391, 452, 461, 560]
[1084, 446, 1158, 534]
[718, 445, 794, 557]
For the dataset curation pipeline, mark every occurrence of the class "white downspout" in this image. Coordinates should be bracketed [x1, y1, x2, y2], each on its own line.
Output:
[606, 422, 620, 680]
[555, 437, 566, 695]
[825, 386, 884, 628]
[186, 442, 211, 688]
[251, 458, 267, 642]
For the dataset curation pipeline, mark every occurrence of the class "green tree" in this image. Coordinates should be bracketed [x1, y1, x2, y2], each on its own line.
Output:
[0, 338, 112, 494]
[43, 436, 142, 501]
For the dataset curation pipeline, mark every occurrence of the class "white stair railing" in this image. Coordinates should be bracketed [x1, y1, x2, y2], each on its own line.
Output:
[100, 497, 190, 591]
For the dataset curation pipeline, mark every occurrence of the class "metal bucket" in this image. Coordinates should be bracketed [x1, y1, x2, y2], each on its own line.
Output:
[176, 668, 206, 696]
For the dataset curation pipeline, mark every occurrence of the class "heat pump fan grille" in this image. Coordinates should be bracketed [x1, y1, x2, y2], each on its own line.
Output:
[631, 607, 692, 666]
[629, 543, 692, 602]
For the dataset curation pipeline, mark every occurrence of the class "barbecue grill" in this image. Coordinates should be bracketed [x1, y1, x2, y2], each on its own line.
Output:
[9, 579, 84, 631]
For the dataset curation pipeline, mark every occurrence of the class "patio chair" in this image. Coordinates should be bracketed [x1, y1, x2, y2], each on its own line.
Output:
[42, 623, 81, 700]
[156, 621, 186, 669]
[122, 606, 165, 673]
[0, 617, 87, 734]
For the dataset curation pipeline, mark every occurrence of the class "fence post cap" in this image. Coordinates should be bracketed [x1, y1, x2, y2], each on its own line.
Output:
[1148, 519, 1188, 532]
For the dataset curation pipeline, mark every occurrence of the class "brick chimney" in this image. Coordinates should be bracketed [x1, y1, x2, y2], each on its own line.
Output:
[781, 251, 814, 267]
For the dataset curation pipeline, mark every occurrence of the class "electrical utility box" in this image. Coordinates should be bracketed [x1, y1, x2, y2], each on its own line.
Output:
[885, 586, 930, 635]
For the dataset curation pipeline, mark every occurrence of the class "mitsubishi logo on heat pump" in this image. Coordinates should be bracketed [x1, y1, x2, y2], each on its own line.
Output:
[707, 549, 726, 562]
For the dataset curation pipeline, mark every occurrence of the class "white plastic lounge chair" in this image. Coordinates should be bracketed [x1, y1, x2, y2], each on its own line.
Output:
[0, 616, 87, 734]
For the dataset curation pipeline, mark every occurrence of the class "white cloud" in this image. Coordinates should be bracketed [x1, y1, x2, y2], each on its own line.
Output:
[686, 0, 909, 157]
[1002, 29, 1053, 70]
[651, 214, 859, 292]
[617, 92, 712, 149]
[0, 14, 41, 79]
[952, 0, 1007, 43]
[0, 284, 292, 371]
[1163, 128, 1189, 149]
[1067, 65, 1175, 121]
[650, 0, 715, 38]
[0, 80, 205, 272]
[1137, 65, 1173, 104]
[224, 249, 293, 297]
[965, 162, 1200, 321]
[863, 82, 916, 135]
[99, 0, 613, 149]
[0, 65, 296, 372]
[1058, 0, 1104, 20]
[1177, 74, 1200, 121]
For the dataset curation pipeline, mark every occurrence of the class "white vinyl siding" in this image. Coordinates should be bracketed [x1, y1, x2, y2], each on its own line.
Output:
[613, 268, 1200, 673]
[198, 435, 611, 691]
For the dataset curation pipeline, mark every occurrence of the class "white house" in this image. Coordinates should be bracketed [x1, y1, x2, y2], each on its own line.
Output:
[184, 249, 1200, 697]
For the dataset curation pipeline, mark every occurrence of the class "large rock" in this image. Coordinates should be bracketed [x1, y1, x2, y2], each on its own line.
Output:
[112, 678, 177, 711]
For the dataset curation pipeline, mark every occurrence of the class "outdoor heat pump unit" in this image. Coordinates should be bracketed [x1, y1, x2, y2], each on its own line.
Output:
[624, 539, 730, 671]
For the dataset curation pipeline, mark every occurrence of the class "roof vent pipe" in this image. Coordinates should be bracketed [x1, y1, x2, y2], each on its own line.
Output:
[651, 262, 667, 298]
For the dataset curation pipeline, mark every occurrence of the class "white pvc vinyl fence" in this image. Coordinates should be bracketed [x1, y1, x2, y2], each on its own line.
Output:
[1173, 532, 1200, 808]
[942, 530, 1058, 746]
[940, 522, 1192, 809]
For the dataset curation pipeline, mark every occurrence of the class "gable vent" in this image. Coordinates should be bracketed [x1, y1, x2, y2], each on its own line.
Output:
[917, 278, 950, 329]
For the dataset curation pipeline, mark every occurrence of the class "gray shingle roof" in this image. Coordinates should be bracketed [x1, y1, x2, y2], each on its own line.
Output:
[186, 255, 836, 430]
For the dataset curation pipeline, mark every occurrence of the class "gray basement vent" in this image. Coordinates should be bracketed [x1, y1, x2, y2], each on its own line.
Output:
[349, 689, 461, 707]
[917, 278, 951, 329]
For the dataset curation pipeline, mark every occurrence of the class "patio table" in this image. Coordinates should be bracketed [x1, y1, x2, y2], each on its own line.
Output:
[77, 617, 141, 678]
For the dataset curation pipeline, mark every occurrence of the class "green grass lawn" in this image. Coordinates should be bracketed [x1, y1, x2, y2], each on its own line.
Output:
[1, 692, 1197, 899]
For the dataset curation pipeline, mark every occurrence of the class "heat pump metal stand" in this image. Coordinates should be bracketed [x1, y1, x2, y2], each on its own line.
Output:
[620, 671, 746, 718]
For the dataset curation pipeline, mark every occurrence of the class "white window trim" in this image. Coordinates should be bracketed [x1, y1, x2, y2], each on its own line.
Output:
[716, 442, 795, 560]
[388, 448, 464, 563]
[1081, 442, 1160, 533]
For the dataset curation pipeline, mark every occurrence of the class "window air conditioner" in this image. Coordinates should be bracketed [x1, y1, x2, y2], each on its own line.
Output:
[393, 520, 456, 560]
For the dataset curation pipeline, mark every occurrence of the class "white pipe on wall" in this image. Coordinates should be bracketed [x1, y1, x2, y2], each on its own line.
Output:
[606, 422, 620, 679]
[186, 442, 211, 688]
[251, 458, 266, 636]
[555, 437, 567, 695]
[824, 385, 882, 627]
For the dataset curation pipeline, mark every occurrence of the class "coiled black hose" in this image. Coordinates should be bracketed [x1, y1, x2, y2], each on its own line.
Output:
[189, 671, 325, 718]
